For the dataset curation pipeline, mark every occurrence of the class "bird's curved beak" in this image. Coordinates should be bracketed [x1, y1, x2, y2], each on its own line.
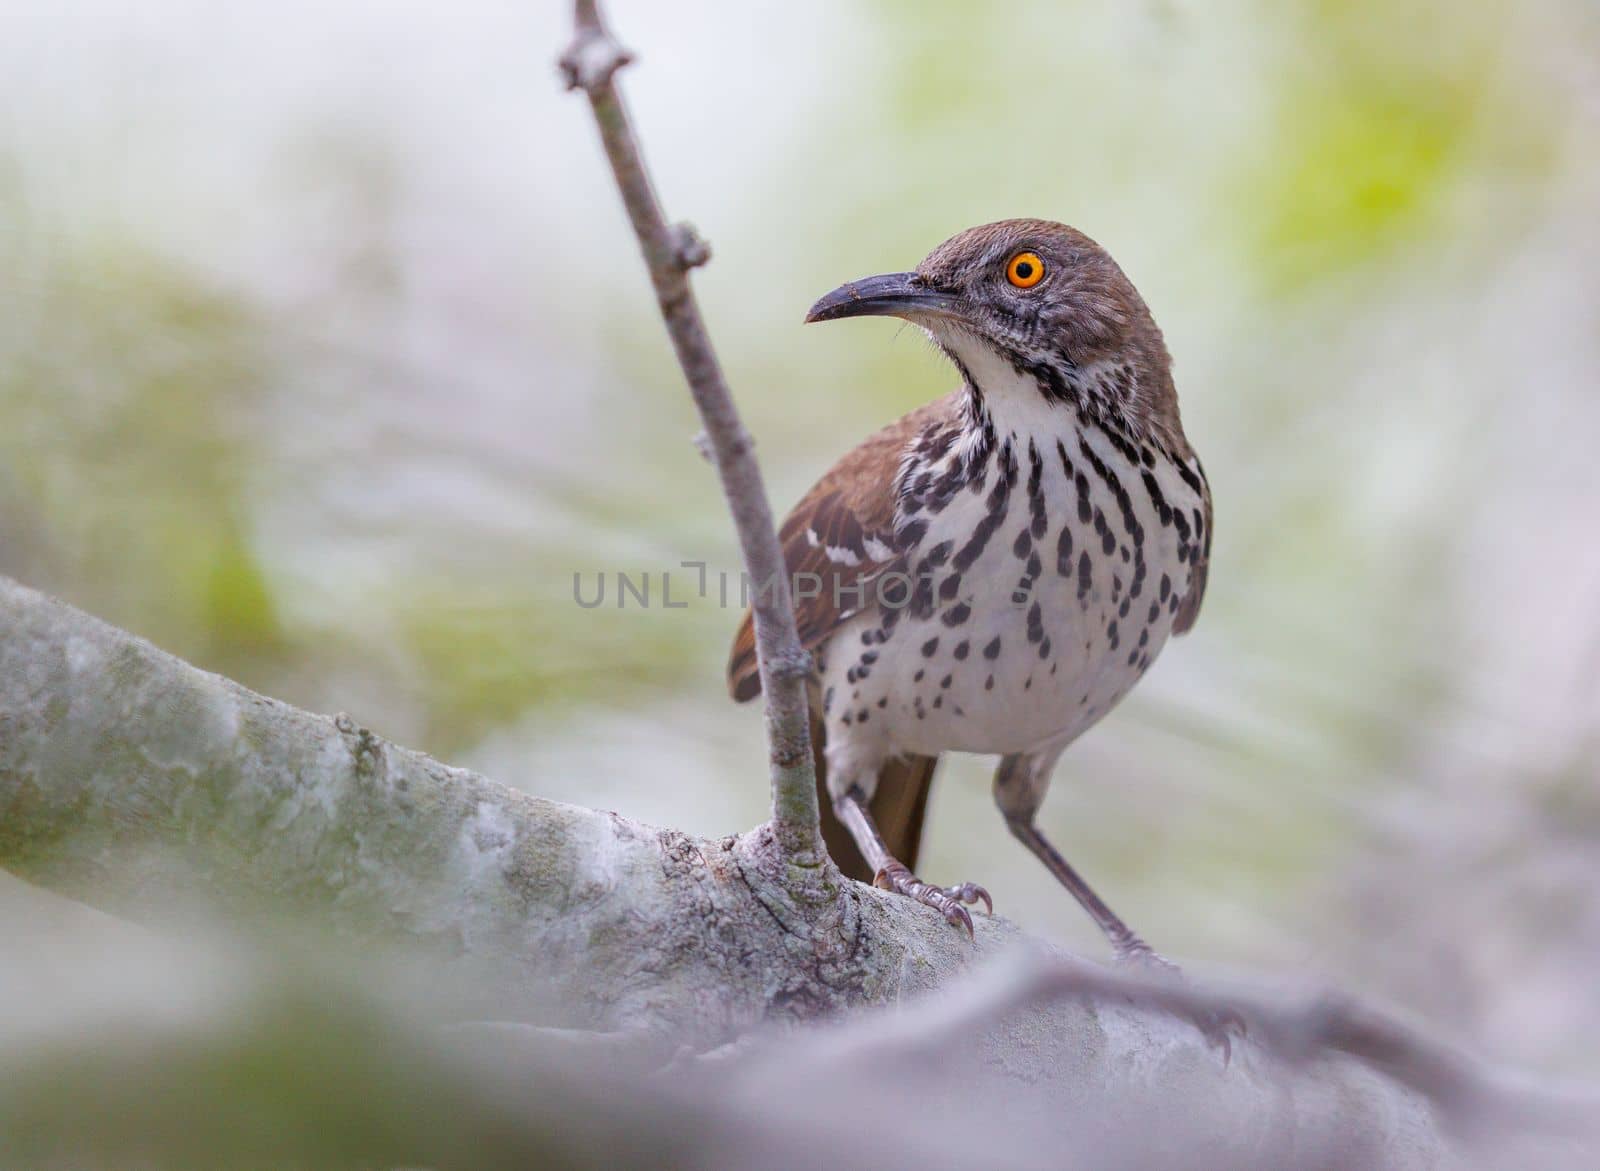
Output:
[805, 272, 962, 325]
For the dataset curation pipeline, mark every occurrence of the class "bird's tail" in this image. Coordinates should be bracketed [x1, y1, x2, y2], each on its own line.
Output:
[809, 705, 938, 881]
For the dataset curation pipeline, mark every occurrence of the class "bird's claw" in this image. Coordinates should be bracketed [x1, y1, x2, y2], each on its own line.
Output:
[1114, 941, 1247, 1063]
[942, 881, 994, 916]
[873, 861, 992, 937]
[1193, 1005, 1248, 1064]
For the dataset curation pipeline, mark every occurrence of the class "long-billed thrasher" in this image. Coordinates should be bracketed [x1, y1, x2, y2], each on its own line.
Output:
[728, 219, 1211, 968]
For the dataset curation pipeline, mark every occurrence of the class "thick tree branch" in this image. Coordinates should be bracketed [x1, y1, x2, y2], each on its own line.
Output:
[0, 577, 951, 1039]
[557, 0, 821, 863]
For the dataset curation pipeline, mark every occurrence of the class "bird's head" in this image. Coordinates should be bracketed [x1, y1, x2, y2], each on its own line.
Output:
[806, 218, 1180, 442]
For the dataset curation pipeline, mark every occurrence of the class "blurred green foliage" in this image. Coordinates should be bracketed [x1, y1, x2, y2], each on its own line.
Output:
[0, 217, 285, 676]
[1238, 0, 1545, 294]
[1248, 86, 1471, 292]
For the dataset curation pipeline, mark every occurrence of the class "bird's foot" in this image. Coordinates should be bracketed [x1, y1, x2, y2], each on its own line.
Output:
[1114, 937, 1246, 1062]
[873, 860, 992, 937]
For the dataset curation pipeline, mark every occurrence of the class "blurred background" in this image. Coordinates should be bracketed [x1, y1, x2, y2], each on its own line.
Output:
[2, 0, 1597, 1078]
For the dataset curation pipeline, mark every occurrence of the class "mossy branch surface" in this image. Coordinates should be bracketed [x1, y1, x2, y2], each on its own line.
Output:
[0, 576, 977, 1040]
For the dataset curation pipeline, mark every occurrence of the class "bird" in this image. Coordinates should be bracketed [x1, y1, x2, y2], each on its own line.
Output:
[727, 219, 1211, 968]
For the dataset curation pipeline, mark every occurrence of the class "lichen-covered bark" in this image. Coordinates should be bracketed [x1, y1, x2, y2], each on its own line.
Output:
[0, 576, 988, 1041]
[6, 575, 1595, 1168]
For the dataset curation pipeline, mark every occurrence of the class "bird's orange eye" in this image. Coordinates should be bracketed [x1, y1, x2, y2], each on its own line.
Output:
[1005, 251, 1045, 289]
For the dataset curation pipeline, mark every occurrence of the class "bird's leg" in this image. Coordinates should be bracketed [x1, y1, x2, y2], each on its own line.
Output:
[992, 752, 1166, 964]
[993, 753, 1243, 1055]
[1002, 816, 1168, 967]
[833, 786, 991, 936]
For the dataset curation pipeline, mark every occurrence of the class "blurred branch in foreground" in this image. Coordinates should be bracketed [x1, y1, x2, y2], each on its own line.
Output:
[3, 575, 1598, 1169]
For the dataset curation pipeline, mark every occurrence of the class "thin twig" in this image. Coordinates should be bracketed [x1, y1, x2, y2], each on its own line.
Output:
[558, 2, 822, 863]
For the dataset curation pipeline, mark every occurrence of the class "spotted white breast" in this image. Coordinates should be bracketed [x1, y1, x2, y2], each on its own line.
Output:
[817, 346, 1207, 778]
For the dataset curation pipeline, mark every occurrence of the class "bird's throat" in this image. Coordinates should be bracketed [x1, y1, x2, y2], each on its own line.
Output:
[938, 330, 1088, 456]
